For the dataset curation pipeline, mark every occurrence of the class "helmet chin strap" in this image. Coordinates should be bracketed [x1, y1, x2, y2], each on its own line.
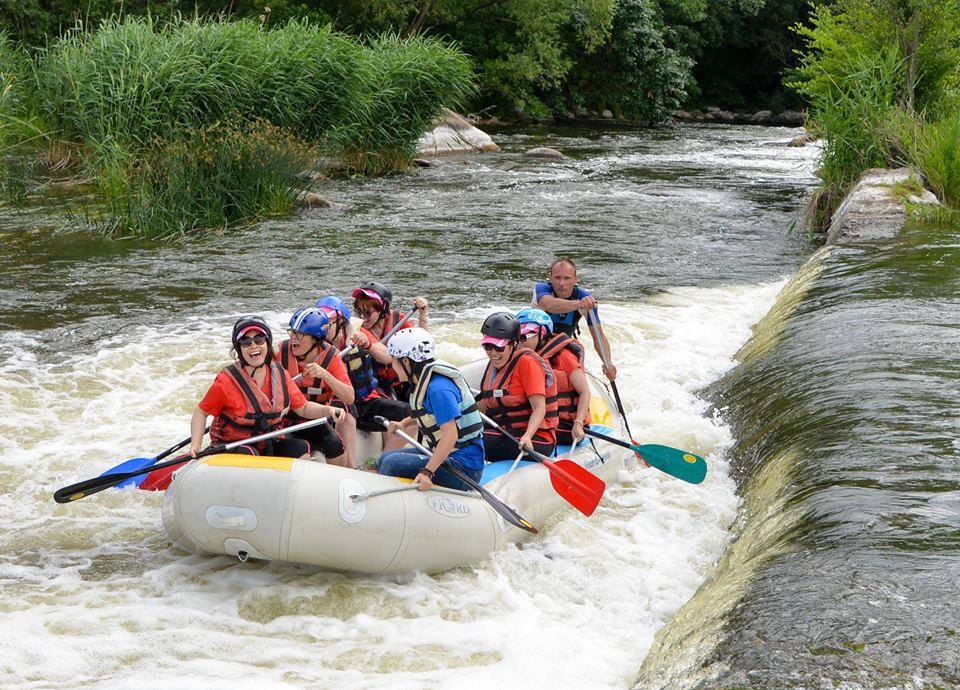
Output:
[399, 357, 414, 383]
[294, 338, 319, 363]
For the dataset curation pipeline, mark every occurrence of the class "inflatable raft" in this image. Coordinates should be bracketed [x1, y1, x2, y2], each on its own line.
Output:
[161, 361, 631, 574]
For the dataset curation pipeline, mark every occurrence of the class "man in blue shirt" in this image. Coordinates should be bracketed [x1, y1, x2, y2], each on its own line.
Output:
[378, 328, 485, 491]
[534, 258, 617, 381]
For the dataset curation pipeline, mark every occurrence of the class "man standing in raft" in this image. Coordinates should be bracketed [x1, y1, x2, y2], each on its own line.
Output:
[189, 316, 344, 458]
[533, 258, 617, 381]
[379, 328, 485, 491]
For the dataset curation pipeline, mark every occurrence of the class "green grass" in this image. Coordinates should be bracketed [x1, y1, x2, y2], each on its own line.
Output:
[7, 16, 476, 236]
[911, 115, 960, 208]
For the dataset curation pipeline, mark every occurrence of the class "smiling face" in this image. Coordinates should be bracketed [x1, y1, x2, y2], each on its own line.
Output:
[237, 331, 268, 367]
[483, 341, 513, 368]
[549, 261, 578, 299]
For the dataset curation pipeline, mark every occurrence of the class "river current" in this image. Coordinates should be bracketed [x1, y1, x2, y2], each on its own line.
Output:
[0, 124, 821, 688]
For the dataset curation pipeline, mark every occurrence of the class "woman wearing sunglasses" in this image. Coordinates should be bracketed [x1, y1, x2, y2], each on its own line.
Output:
[276, 307, 354, 467]
[351, 281, 429, 399]
[516, 307, 591, 447]
[188, 316, 344, 458]
[477, 311, 559, 461]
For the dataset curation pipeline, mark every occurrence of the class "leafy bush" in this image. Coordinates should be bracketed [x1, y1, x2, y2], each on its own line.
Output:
[336, 33, 475, 174]
[102, 119, 315, 238]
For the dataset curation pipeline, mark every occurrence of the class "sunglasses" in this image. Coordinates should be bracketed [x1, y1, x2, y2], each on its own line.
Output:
[237, 334, 268, 347]
[482, 342, 507, 353]
[287, 329, 309, 339]
[522, 331, 539, 340]
[357, 307, 380, 317]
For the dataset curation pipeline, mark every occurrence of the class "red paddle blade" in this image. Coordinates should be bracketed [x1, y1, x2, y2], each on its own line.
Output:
[139, 460, 188, 491]
[544, 458, 605, 517]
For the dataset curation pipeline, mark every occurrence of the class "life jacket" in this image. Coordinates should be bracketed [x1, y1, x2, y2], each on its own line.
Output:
[209, 362, 291, 445]
[537, 281, 585, 337]
[537, 333, 585, 424]
[480, 348, 559, 435]
[409, 361, 484, 450]
[342, 345, 379, 401]
[278, 339, 338, 404]
[367, 308, 407, 396]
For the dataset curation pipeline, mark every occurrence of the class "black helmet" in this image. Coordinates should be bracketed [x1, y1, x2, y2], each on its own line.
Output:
[352, 281, 392, 308]
[481, 312, 520, 341]
[232, 316, 274, 365]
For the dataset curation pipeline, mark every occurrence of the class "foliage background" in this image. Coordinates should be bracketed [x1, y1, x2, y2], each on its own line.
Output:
[1, 0, 813, 123]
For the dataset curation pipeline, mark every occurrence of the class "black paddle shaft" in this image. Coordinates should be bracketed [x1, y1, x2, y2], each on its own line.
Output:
[374, 416, 538, 534]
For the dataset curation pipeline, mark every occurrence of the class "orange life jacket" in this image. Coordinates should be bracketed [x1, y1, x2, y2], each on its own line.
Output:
[369, 308, 406, 395]
[537, 333, 585, 425]
[209, 362, 291, 445]
[278, 339, 338, 405]
[480, 348, 559, 435]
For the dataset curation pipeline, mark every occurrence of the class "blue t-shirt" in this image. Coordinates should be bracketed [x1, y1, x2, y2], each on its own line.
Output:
[422, 375, 485, 471]
[533, 281, 600, 333]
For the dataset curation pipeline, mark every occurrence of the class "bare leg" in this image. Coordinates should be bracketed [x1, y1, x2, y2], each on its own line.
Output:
[382, 430, 407, 452]
[336, 412, 358, 469]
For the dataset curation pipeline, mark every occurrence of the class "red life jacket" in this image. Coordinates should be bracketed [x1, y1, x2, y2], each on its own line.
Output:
[278, 339, 338, 404]
[537, 333, 585, 425]
[481, 348, 559, 436]
[370, 308, 406, 395]
[209, 362, 291, 445]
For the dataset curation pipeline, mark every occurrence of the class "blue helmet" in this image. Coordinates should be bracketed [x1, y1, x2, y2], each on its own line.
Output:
[315, 296, 351, 322]
[516, 307, 554, 334]
[289, 307, 329, 339]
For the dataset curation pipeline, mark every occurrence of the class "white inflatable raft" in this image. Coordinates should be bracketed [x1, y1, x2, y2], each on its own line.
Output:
[162, 362, 631, 574]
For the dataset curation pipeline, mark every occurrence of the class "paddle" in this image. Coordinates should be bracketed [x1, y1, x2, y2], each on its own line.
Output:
[585, 313, 635, 441]
[475, 410, 605, 517]
[374, 416, 538, 534]
[99, 425, 212, 489]
[580, 426, 707, 484]
[53, 416, 331, 504]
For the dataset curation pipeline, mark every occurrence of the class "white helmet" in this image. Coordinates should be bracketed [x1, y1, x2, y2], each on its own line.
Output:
[388, 327, 435, 362]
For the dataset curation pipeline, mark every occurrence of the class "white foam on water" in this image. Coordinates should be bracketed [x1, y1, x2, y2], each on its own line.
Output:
[0, 283, 783, 688]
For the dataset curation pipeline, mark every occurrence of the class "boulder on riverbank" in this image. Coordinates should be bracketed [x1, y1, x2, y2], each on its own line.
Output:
[294, 191, 331, 209]
[416, 108, 500, 156]
[826, 168, 939, 245]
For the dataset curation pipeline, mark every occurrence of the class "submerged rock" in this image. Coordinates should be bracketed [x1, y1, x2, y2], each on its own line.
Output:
[416, 108, 500, 156]
[787, 132, 816, 147]
[524, 147, 568, 160]
[295, 191, 331, 209]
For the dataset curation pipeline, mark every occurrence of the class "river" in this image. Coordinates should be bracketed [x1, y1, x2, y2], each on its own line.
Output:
[1, 124, 821, 688]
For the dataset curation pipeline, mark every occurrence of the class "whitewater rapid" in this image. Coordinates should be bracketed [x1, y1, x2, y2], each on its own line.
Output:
[1, 282, 783, 688]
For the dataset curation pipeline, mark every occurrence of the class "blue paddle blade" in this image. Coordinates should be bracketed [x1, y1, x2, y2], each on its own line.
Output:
[97, 457, 156, 489]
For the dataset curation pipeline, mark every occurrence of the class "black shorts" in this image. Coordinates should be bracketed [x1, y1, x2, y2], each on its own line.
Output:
[355, 396, 411, 432]
[287, 418, 345, 458]
[232, 437, 309, 458]
[483, 429, 555, 462]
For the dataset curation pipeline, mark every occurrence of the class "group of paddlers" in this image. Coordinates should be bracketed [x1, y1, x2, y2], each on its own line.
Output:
[188, 259, 619, 492]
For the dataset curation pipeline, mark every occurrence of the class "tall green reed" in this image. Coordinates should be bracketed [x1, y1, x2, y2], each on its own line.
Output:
[911, 115, 960, 208]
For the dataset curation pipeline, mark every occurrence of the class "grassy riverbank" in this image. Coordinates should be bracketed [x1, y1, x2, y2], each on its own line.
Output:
[791, 2, 960, 231]
[0, 17, 474, 238]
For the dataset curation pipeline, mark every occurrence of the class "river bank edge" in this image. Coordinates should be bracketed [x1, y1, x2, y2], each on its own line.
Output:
[630, 169, 942, 690]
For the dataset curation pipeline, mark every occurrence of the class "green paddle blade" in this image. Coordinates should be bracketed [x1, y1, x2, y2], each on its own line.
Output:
[634, 444, 707, 484]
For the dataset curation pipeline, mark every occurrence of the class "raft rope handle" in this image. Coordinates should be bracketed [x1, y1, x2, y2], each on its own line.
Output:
[494, 451, 527, 497]
[350, 483, 478, 502]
